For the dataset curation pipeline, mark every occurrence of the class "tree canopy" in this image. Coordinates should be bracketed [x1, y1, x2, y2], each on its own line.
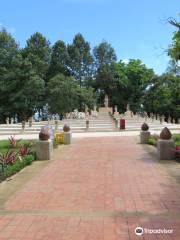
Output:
[0, 26, 179, 123]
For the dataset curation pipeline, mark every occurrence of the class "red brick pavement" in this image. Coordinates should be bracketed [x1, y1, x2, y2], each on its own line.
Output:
[0, 137, 180, 239]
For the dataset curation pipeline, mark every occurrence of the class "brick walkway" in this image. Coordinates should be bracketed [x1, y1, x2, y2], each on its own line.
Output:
[0, 137, 180, 240]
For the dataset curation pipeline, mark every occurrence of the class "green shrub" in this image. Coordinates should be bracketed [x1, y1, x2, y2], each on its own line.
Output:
[148, 135, 157, 146]
[172, 134, 180, 146]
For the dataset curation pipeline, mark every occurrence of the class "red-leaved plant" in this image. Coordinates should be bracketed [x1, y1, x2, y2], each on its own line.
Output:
[8, 135, 21, 148]
[0, 150, 17, 165]
[19, 145, 30, 157]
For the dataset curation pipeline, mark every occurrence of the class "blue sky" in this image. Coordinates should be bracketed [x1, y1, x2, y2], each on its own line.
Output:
[0, 0, 179, 74]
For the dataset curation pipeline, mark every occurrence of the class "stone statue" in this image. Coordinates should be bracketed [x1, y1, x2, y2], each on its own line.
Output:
[126, 104, 130, 111]
[114, 105, 118, 112]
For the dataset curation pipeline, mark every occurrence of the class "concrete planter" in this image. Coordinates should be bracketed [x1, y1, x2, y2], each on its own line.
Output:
[157, 139, 175, 160]
[140, 131, 150, 144]
[64, 132, 72, 145]
[36, 139, 53, 160]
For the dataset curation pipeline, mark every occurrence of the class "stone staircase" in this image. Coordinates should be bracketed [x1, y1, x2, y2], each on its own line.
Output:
[0, 110, 115, 135]
[0, 108, 179, 136]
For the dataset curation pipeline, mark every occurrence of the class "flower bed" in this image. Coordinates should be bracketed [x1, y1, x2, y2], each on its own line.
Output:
[0, 136, 36, 182]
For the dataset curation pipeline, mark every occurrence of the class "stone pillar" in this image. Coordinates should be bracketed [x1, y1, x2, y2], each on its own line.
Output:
[36, 139, 53, 160]
[140, 131, 150, 144]
[64, 132, 72, 145]
[157, 139, 175, 160]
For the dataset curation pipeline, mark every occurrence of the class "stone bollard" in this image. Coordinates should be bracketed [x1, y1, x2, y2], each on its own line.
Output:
[36, 126, 53, 160]
[36, 139, 53, 160]
[64, 132, 72, 145]
[63, 124, 72, 145]
[157, 127, 175, 160]
[86, 119, 89, 131]
[140, 123, 150, 144]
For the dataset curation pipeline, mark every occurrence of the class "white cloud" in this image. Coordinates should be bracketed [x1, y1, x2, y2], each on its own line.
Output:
[122, 59, 129, 64]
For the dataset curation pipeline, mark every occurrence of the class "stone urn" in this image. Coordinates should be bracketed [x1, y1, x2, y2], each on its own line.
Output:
[39, 126, 50, 141]
[141, 123, 149, 131]
[160, 127, 171, 140]
[63, 124, 70, 132]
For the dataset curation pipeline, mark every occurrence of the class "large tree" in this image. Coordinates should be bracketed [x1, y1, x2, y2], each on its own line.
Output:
[8, 57, 45, 121]
[67, 33, 93, 87]
[93, 41, 117, 69]
[0, 29, 19, 121]
[22, 32, 51, 79]
[125, 59, 155, 112]
[142, 74, 180, 121]
[47, 74, 96, 114]
[0, 29, 45, 122]
[48, 40, 69, 78]
[95, 62, 127, 110]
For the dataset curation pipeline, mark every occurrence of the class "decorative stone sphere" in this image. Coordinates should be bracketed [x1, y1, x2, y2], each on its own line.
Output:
[39, 126, 50, 140]
[63, 124, 70, 132]
[160, 127, 172, 140]
[141, 123, 149, 131]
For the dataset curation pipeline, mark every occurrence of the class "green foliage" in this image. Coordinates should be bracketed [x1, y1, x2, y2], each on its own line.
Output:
[67, 33, 93, 86]
[147, 134, 180, 147]
[168, 28, 180, 61]
[125, 59, 155, 112]
[93, 41, 117, 68]
[22, 32, 51, 78]
[143, 74, 180, 120]
[48, 40, 69, 78]
[47, 74, 96, 114]
[147, 135, 157, 146]
[0, 27, 179, 121]
[172, 134, 180, 146]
